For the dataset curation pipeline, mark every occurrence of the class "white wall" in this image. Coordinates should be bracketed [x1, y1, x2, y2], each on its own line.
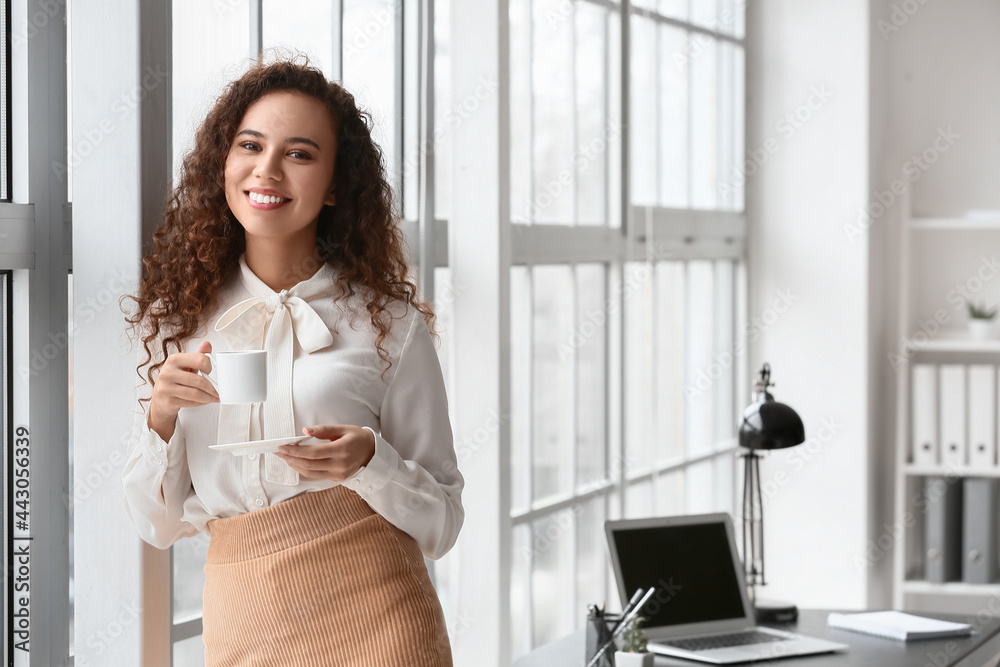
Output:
[745, 0, 873, 609]
[879, 0, 1000, 217]
[747, 0, 1000, 611]
[871, 0, 1000, 611]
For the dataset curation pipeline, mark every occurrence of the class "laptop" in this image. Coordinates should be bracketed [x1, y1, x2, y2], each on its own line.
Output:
[604, 513, 848, 664]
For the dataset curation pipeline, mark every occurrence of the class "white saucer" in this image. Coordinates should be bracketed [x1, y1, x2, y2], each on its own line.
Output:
[209, 435, 322, 456]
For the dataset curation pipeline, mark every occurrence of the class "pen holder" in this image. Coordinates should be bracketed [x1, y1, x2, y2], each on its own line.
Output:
[585, 610, 620, 667]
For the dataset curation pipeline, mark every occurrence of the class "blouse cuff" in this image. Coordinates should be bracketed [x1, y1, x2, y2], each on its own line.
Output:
[343, 427, 397, 494]
[138, 414, 184, 472]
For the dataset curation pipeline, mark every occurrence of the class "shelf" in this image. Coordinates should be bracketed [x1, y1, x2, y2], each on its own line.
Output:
[903, 580, 1000, 596]
[904, 464, 1000, 478]
[910, 217, 1000, 230]
[907, 329, 1000, 352]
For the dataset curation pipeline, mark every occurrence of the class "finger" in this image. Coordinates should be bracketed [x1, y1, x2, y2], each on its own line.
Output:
[171, 383, 220, 405]
[275, 455, 320, 477]
[197, 340, 212, 354]
[167, 351, 213, 375]
[303, 424, 348, 440]
[170, 396, 218, 409]
[279, 443, 332, 459]
[164, 369, 220, 399]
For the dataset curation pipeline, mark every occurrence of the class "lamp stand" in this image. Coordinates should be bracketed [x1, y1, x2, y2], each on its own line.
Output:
[740, 450, 798, 624]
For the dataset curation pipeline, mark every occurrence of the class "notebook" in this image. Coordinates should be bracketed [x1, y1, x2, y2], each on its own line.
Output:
[604, 513, 849, 665]
[827, 611, 972, 641]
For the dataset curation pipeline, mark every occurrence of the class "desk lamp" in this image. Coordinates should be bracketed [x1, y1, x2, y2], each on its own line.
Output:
[738, 362, 805, 623]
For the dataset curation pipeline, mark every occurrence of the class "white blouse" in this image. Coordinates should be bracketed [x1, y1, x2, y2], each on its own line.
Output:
[121, 256, 464, 560]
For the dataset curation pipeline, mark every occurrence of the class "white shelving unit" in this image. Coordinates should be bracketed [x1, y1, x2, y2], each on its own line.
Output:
[892, 194, 1000, 613]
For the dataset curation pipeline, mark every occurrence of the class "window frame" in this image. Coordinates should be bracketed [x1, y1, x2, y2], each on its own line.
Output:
[445, 0, 748, 658]
[5, 0, 71, 663]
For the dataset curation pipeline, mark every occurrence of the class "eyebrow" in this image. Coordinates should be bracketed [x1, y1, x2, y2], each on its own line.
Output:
[236, 129, 321, 151]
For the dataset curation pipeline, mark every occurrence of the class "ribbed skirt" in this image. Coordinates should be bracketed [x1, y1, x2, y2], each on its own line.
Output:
[202, 484, 453, 666]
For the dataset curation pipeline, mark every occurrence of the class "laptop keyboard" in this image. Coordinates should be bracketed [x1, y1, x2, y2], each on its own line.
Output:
[661, 630, 789, 652]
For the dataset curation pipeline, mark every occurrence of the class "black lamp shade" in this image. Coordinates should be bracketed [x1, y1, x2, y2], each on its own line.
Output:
[739, 391, 805, 450]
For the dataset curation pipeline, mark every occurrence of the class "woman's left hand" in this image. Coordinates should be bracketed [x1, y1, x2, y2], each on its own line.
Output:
[275, 424, 376, 481]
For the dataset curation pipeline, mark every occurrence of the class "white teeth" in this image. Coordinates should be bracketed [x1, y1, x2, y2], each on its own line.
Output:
[249, 192, 286, 204]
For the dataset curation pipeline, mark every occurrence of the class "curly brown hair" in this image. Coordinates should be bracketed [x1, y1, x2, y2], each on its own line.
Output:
[123, 57, 436, 397]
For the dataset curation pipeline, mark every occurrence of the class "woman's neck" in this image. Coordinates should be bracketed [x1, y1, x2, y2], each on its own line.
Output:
[243, 237, 323, 292]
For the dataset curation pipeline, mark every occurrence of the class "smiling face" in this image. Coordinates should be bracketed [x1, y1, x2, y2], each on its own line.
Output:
[224, 90, 338, 247]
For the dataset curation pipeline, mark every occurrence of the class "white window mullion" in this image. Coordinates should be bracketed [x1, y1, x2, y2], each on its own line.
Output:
[331, 0, 344, 81]
[615, 0, 630, 517]
[570, 1, 578, 226]
[449, 0, 512, 662]
[249, 0, 263, 57]
[681, 260, 694, 461]
[72, 1, 172, 665]
[569, 266, 580, 628]
[524, 264, 535, 645]
[526, 267, 535, 507]
[527, 0, 535, 223]
[416, 0, 436, 301]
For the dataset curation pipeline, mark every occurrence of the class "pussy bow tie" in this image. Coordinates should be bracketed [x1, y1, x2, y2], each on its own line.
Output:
[213, 258, 335, 486]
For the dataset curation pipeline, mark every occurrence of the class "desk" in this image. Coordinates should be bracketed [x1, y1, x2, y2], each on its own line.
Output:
[513, 610, 1000, 667]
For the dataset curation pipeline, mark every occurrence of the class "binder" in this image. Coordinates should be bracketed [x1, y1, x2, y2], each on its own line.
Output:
[968, 365, 996, 470]
[912, 364, 938, 466]
[939, 365, 967, 468]
[962, 478, 999, 584]
[924, 476, 963, 583]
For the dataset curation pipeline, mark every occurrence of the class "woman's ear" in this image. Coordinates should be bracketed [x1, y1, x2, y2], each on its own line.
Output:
[324, 188, 336, 207]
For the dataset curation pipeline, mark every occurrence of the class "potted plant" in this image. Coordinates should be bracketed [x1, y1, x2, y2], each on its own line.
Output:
[968, 301, 997, 341]
[614, 615, 653, 666]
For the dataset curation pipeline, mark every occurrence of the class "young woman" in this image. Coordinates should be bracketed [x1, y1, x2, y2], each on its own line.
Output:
[121, 58, 462, 666]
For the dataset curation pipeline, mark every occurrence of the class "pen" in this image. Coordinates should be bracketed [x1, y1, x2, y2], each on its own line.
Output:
[611, 588, 645, 634]
[586, 587, 656, 667]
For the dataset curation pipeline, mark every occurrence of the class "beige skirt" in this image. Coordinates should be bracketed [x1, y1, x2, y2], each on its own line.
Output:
[202, 484, 453, 667]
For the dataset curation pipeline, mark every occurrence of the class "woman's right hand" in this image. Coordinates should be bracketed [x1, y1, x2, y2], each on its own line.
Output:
[147, 340, 220, 442]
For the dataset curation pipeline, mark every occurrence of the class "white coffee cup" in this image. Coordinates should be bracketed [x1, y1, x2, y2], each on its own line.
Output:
[202, 350, 267, 404]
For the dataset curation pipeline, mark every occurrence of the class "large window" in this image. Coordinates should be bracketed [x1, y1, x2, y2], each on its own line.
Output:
[62, 0, 746, 663]
[502, 0, 746, 656]
[171, 0, 746, 660]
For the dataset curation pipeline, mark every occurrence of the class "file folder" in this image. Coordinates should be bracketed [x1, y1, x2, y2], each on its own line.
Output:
[962, 478, 999, 584]
[924, 476, 963, 583]
[939, 365, 967, 468]
[968, 365, 996, 470]
[912, 364, 938, 466]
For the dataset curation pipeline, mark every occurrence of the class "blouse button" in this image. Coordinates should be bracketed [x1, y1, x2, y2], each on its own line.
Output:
[254, 498, 264, 507]
[249, 454, 258, 461]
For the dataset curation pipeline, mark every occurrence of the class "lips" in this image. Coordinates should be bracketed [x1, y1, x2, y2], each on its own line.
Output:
[245, 189, 290, 210]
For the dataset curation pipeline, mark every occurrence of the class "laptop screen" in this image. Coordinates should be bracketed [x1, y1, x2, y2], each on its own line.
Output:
[610, 521, 747, 628]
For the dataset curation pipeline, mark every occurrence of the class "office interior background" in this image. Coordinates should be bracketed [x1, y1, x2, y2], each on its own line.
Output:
[2, 0, 999, 665]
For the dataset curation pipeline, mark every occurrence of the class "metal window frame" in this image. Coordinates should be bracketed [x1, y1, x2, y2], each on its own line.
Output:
[2, 268, 10, 666]
[5, 0, 70, 665]
[2, 0, 10, 201]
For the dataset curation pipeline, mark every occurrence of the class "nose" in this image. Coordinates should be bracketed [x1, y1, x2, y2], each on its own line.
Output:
[252, 148, 283, 181]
